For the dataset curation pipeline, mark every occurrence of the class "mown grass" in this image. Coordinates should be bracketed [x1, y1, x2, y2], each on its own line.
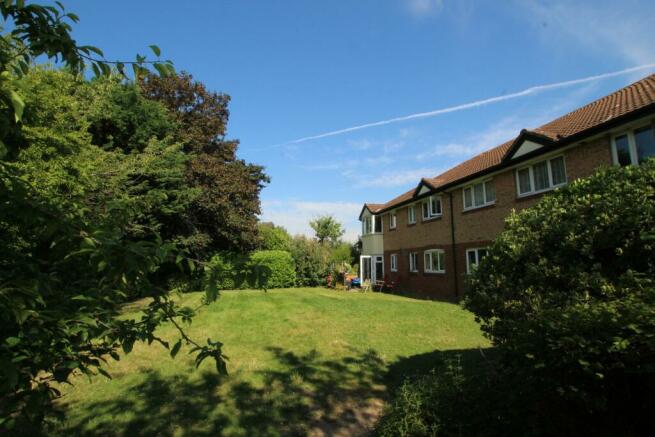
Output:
[55, 288, 489, 436]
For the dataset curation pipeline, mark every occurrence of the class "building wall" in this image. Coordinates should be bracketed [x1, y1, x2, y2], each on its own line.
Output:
[380, 134, 615, 300]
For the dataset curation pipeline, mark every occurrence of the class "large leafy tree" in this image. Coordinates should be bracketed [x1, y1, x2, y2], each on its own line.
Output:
[139, 72, 269, 257]
[0, 2, 225, 430]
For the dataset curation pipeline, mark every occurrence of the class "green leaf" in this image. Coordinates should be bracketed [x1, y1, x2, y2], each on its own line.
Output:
[122, 340, 134, 354]
[149, 44, 161, 57]
[97, 260, 107, 272]
[5, 337, 20, 347]
[97, 368, 112, 379]
[9, 89, 25, 122]
[170, 339, 182, 358]
[0, 139, 7, 159]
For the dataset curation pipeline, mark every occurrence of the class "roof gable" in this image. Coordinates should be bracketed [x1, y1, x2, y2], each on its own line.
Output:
[502, 129, 556, 162]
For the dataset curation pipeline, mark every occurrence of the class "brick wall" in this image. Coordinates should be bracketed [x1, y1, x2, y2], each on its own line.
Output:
[380, 135, 615, 299]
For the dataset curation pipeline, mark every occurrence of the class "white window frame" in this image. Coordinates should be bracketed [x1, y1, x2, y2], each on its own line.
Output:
[372, 215, 383, 234]
[409, 252, 418, 272]
[389, 212, 397, 229]
[407, 205, 416, 224]
[462, 179, 495, 211]
[466, 247, 489, 274]
[421, 195, 442, 221]
[515, 155, 567, 198]
[363, 216, 372, 235]
[611, 125, 655, 166]
[423, 249, 445, 274]
[390, 254, 398, 272]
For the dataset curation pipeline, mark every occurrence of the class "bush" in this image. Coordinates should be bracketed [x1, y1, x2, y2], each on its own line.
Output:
[464, 161, 655, 435]
[249, 250, 295, 289]
[205, 250, 295, 290]
[290, 236, 330, 286]
[257, 222, 293, 251]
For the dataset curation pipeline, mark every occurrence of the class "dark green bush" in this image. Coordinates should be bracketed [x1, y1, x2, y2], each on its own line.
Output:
[464, 161, 655, 435]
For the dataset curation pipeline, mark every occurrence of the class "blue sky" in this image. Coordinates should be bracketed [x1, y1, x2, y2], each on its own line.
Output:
[62, 0, 655, 241]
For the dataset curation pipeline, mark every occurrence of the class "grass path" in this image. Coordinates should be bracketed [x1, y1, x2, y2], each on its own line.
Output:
[55, 288, 488, 436]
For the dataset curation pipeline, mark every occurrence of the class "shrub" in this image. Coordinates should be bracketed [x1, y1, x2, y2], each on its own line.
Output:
[249, 250, 295, 289]
[290, 236, 330, 286]
[465, 161, 655, 435]
[257, 222, 293, 251]
[205, 250, 295, 290]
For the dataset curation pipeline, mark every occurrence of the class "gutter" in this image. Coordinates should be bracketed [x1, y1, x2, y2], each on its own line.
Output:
[449, 192, 459, 298]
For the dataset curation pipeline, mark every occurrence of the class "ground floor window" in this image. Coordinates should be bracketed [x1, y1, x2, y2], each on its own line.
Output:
[374, 255, 384, 281]
[424, 249, 445, 273]
[390, 254, 397, 272]
[466, 248, 489, 273]
[409, 252, 418, 272]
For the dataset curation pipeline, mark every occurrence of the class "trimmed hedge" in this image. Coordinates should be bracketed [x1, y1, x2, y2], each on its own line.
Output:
[249, 250, 295, 289]
[205, 250, 295, 290]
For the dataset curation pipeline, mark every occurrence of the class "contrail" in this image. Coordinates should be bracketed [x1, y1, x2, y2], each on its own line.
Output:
[257, 63, 655, 149]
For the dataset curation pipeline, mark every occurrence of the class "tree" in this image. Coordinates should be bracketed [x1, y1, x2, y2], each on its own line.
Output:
[139, 72, 269, 256]
[0, 3, 224, 430]
[464, 161, 655, 435]
[258, 222, 293, 252]
[309, 215, 345, 245]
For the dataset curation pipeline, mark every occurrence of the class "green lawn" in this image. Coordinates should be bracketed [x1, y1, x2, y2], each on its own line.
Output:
[55, 288, 489, 436]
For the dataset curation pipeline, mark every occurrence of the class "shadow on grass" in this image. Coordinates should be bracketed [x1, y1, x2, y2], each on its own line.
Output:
[57, 347, 389, 436]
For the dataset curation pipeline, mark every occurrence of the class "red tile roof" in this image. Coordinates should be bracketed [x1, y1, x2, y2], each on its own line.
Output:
[368, 73, 655, 212]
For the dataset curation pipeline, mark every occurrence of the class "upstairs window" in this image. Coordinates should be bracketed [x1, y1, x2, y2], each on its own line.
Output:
[363, 216, 372, 235]
[422, 196, 442, 220]
[390, 254, 398, 272]
[409, 252, 418, 272]
[463, 180, 496, 210]
[612, 126, 655, 166]
[407, 205, 416, 224]
[374, 215, 382, 233]
[516, 156, 567, 197]
[424, 249, 445, 273]
[466, 248, 489, 274]
[389, 212, 397, 229]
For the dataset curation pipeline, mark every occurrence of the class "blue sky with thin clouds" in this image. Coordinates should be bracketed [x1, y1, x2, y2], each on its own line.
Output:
[61, 0, 655, 241]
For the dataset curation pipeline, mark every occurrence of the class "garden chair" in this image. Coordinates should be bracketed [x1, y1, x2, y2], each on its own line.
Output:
[362, 279, 371, 292]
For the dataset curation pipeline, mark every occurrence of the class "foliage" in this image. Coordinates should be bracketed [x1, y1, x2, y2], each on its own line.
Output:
[0, 3, 231, 430]
[205, 250, 294, 290]
[139, 72, 269, 257]
[0, 0, 173, 159]
[309, 215, 345, 245]
[249, 250, 295, 289]
[290, 236, 331, 286]
[463, 162, 655, 435]
[257, 222, 293, 252]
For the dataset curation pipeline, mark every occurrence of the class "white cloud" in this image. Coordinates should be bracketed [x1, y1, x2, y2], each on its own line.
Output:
[517, 0, 655, 66]
[353, 167, 446, 188]
[260, 200, 363, 242]
[407, 0, 444, 16]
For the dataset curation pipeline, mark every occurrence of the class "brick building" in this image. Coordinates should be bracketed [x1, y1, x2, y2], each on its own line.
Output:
[359, 73, 655, 299]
